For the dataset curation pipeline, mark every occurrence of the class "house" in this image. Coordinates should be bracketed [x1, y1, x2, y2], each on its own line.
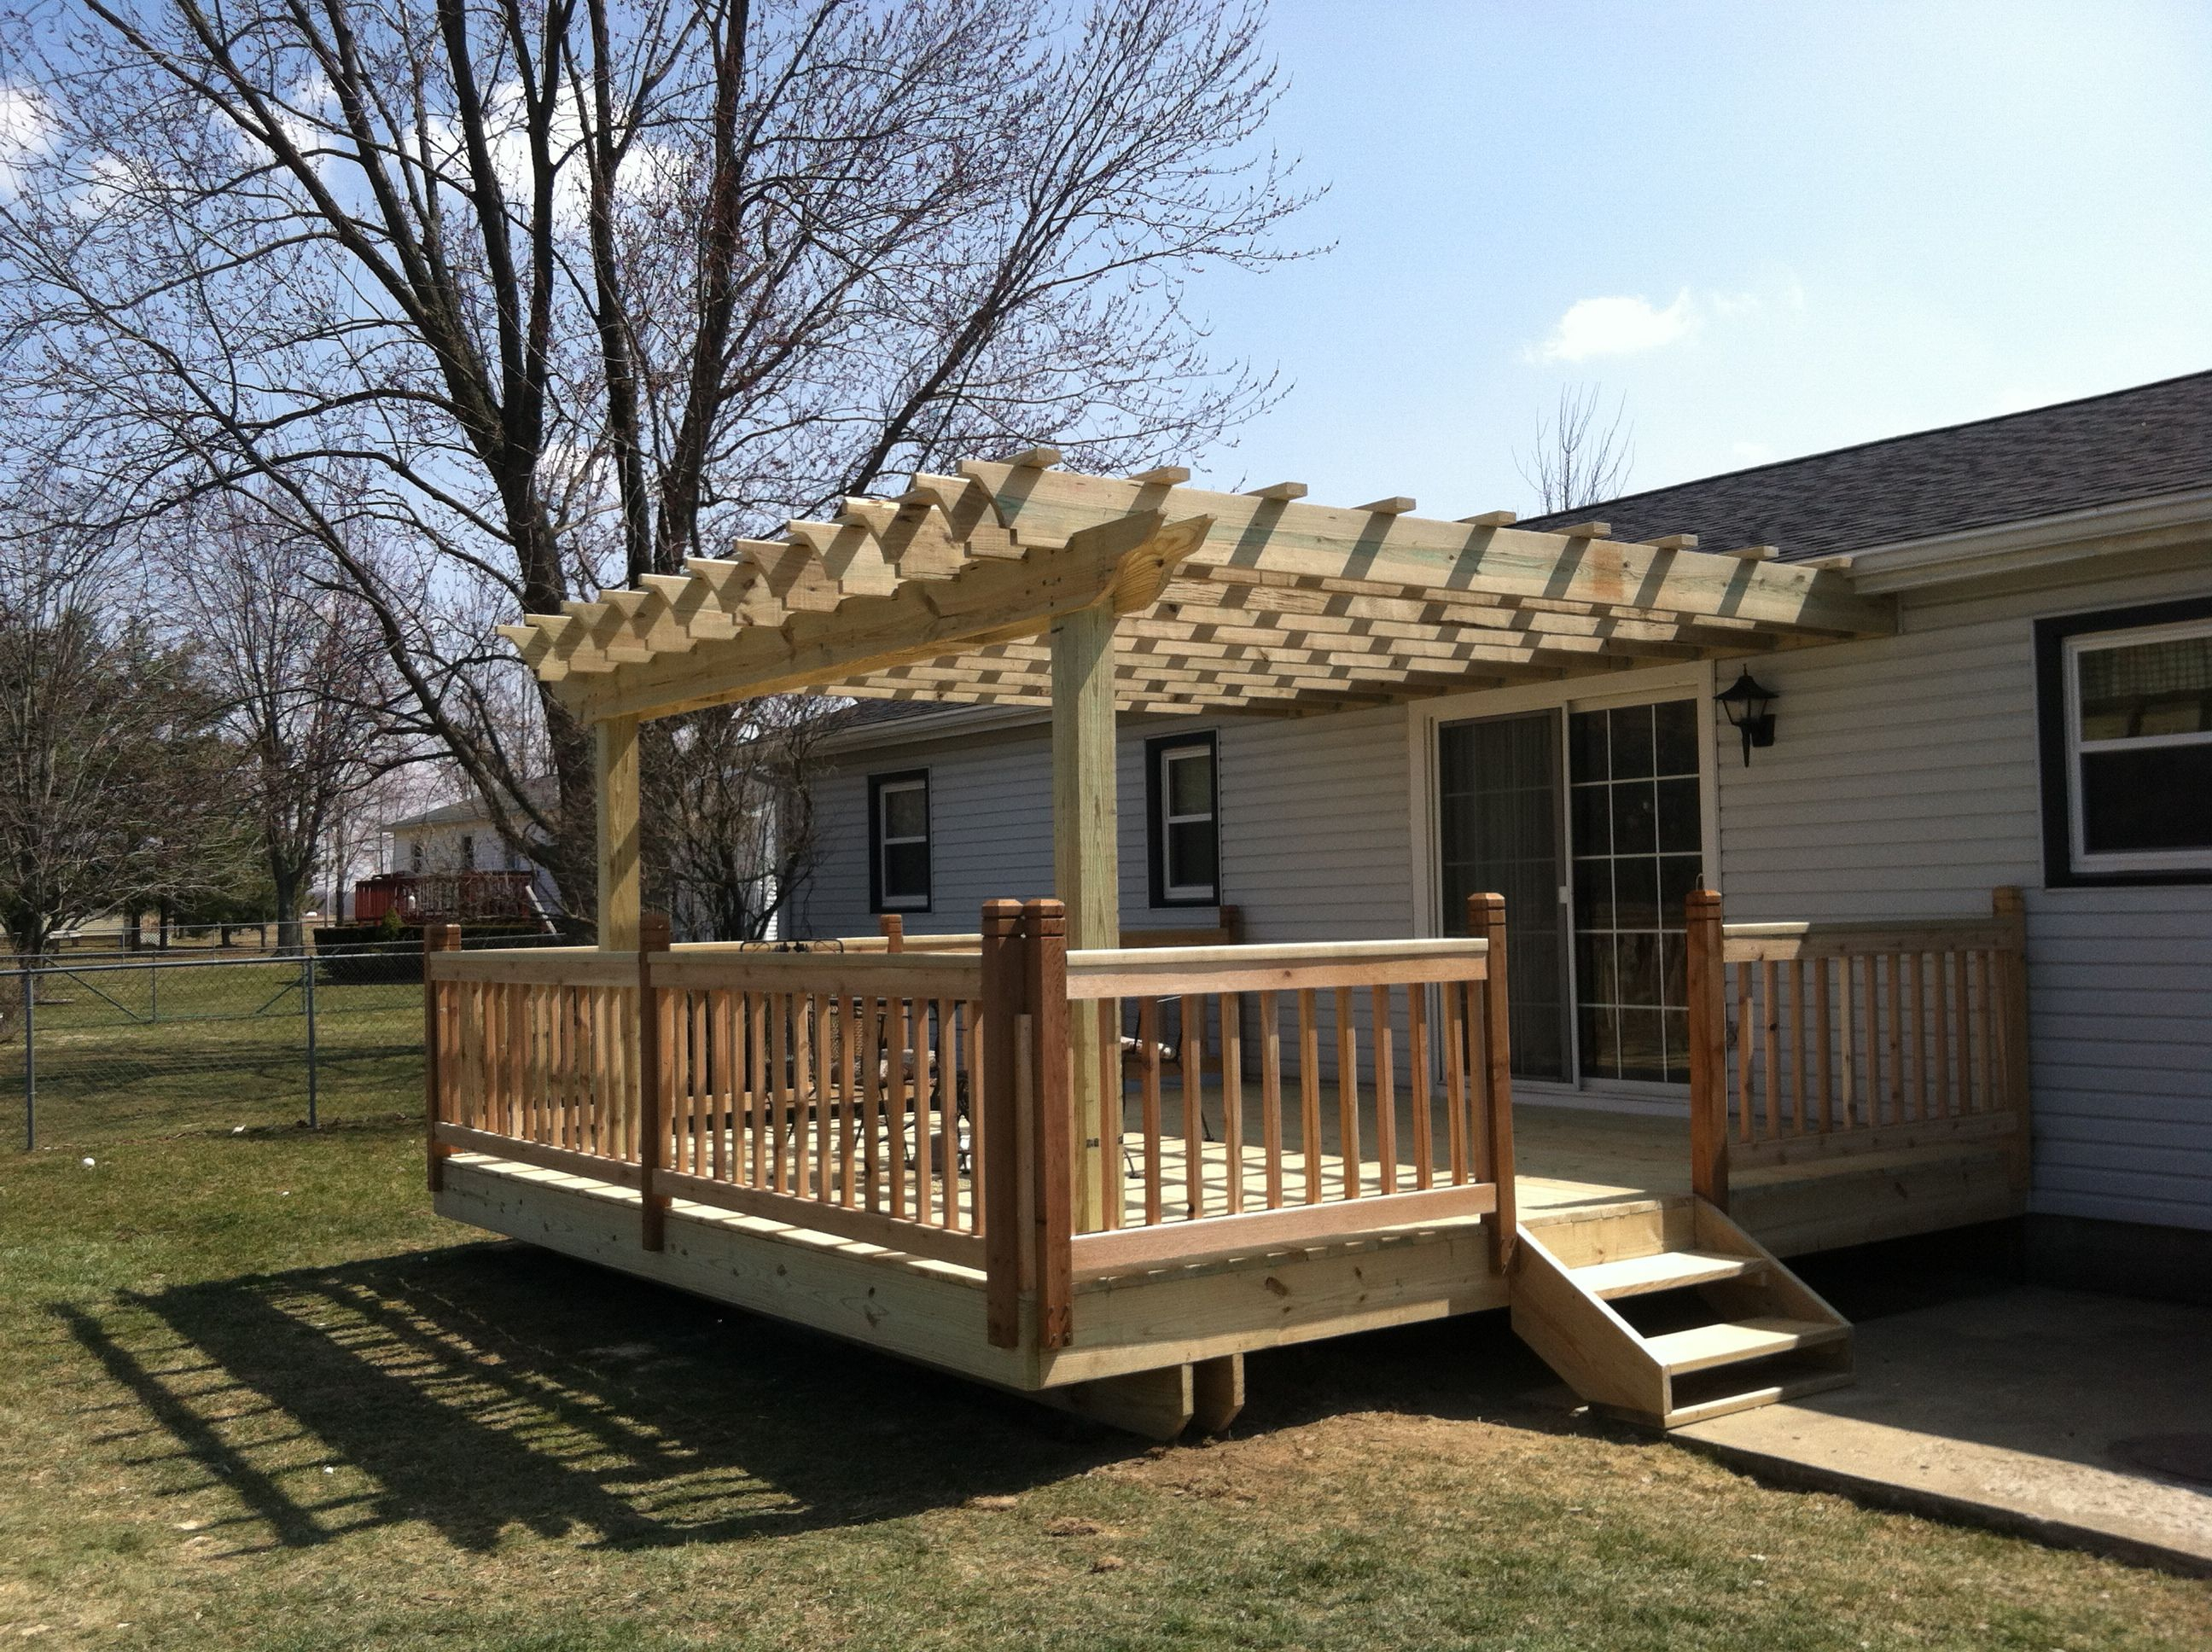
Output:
[367, 792, 557, 923]
[420, 377, 2206, 1440]
[798, 373, 2212, 1294]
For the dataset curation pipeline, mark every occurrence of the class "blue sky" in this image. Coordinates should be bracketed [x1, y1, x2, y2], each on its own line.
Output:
[1187, 0, 2212, 518]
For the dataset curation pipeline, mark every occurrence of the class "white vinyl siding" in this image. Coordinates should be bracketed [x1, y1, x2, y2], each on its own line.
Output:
[1715, 554, 2212, 1233]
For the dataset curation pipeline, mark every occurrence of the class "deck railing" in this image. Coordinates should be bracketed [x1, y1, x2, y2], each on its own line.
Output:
[1684, 887, 2031, 1208]
[426, 896, 1517, 1362]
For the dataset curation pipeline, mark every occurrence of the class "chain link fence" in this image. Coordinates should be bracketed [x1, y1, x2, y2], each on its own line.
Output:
[8, 934, 566, 1152]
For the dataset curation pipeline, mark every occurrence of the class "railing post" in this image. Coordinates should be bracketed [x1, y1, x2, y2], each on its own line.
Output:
[878, 913, 905, 952]
[638, 910, 673, 1251]
[980, 901, 1028, 1349]
[1022, 898, 1073, 1350]
[302, 950, 318, 1131]
[423, 922, 462, 1191]
[1468, 893, 1517, 1271]
[1993, 886, 2033, 1195]
[1685, 887, 1730, 1211]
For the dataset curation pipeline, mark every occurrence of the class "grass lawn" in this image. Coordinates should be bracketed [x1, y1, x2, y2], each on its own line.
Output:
[1, 1121, 2205, 1651]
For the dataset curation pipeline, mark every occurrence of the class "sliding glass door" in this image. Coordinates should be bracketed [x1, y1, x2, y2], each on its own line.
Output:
[1437, 696, 1704, 1091]
[1438, 713, 1569, 1081]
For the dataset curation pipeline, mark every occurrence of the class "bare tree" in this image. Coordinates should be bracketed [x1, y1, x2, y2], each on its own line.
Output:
[170, 495, 410, 951]
[648, 694, 847, 940]
[1516, 384, 1634, 513]
[0, 0, 1314, 931]
[0, 521, 249, 960]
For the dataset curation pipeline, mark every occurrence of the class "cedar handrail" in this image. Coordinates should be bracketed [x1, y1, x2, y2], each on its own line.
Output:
[427, 894, 1522, 1362]
[1685, 886, 2031, 1209]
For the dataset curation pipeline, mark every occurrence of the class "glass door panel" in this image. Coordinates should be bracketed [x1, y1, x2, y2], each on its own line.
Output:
[1567, 699, 1702, 1083]
[1438, 713, 1569, 1081]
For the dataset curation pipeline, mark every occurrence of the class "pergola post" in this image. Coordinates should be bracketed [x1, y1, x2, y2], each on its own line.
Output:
[595, 714, 642, 950]
[1052, 603, 1119, 1230]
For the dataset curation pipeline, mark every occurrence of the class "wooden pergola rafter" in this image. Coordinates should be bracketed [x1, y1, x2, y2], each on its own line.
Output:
[500, 457, 1895, 725]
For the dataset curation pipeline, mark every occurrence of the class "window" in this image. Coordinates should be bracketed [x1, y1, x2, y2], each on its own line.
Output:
[1568, 698, 1703, 1085]
[460, 833, 476, 871]
[1146, 733, 1219, 905]
[409, 841, 424, 873]
[869, 771, 932, 911]
[2037, 599, 2212, 885]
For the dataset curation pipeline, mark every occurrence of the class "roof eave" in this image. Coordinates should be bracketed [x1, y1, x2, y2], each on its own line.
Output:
[1821, 486, 2212, 593]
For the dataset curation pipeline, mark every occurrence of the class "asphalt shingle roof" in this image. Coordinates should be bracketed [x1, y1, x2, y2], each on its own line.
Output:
[1518, 369, 2212, 561]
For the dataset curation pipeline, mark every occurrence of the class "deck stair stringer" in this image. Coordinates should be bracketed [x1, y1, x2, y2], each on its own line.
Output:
[1509, 1196, 1854, 1429]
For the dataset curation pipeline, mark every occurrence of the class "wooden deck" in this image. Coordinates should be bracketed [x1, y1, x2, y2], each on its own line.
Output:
[425, 897, 2031, 1438]
[435, 1096, 2018, 1425]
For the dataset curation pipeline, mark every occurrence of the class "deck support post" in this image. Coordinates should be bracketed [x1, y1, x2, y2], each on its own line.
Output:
[637, 910, 672, 1251]
[595, 714, 642, 950]
[423, 922, 462, 1191]
[1469, 894, 1517, 1271]
[1022, 898, 1074, 1349]
[1685, 887, 1731, 1210]
[1992, 886, 2032, 1195]
[980, 900, 1029, 1349]
[1051, 603, 1119, 1232]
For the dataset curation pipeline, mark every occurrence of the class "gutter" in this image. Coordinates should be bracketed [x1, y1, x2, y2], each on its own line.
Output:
[1811, 486, 2212, 594]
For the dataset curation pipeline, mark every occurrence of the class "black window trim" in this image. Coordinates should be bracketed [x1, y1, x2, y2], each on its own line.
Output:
[2034, 593, 2212, 888]
[1144, 730, 1220, 909]
[867, 768, 933, 914]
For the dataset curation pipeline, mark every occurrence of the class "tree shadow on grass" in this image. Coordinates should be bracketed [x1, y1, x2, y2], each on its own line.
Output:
[55, 1239, 1137, 1558]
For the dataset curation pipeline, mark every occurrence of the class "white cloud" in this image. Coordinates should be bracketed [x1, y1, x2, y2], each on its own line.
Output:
[0, 84, 53, 195]
[1529, 289, 1696, 363]
[1530, 294, 1698, 364]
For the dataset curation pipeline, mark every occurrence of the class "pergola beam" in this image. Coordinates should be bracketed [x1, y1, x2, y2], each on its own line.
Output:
[562, 511, 1212, 722]
[959, 463, 1895, 636]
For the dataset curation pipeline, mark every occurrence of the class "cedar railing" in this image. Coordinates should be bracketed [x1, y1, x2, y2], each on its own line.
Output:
[427, 895, 1519, 1362]
[424, 916, 987, 1267]
[1685, 886, 2031, 1209]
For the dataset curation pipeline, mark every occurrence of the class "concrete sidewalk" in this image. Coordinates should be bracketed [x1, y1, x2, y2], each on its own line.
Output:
[1673, 1286, 2212, 1574]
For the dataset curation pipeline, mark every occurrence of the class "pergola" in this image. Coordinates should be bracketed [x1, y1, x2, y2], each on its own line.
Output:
[499, 454, 1894, 1213]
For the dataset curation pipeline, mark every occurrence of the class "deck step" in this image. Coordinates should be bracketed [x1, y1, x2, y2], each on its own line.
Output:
[1572, 1248, 1758, 1300]
[1657, 1368, 1856, 1428]
[1644, 1316, 1848, 1376]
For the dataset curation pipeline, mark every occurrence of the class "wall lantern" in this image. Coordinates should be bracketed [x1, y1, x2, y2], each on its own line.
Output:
[1716, 667, 1779, 766]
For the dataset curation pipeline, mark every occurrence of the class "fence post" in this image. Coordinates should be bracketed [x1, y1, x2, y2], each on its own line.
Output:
[1993, 886, 2032, 1195]
[301, 950, 319, 1130]
[878, 913, 905, 952]
[20, 954, 35, 1152]
[980, 900, 1028, 1349]
[1022, 898, 1073, 1351]
[1685, 887, 1730, 1211]
[423, 922, 462, 1191]
[637, 910, 673, 1252]
[1468, 894, 1517, 1272]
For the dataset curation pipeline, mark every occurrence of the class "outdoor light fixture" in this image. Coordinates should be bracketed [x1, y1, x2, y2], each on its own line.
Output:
[1716, 667, 1779, 766]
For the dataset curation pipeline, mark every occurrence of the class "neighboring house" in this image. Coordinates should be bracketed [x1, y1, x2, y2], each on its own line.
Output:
[370, 789, 559, 922]
[799, 371, 2212, 1289]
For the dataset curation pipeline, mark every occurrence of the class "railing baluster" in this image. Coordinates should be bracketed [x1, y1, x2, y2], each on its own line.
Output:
[1335, 985, 1361, 1200]
[1442, 973, 1468, 1184]
[1761, 959, 1781, 1139]
[1371, 984, 1396, 1195]
[1260, 989, 1284, 1208]
[1097, 998, 1121, 1229]
[1408, 982, 1432, 1190]
[1222, 992, 1244, 1215]
[913, 996, 934, 1224]
[1139, 996, 1164, 1224]
[1297, 988, 1322, 1205]
[1182, 992, 1204, 1220]
[1734, 961, 1754, 1143]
